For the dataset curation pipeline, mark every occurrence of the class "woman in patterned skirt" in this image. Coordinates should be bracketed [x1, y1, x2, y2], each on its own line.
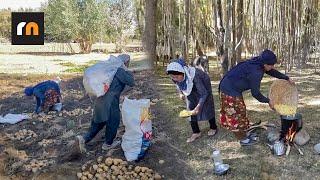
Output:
[219, 49, 294, 146]
[24, 80, 61, 114]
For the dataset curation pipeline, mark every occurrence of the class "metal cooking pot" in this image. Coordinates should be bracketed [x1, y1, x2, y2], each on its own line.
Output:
[268, 140, 285, 156]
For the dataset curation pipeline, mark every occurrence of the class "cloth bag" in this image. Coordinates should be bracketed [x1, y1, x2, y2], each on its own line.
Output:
[83, 55, 124, 97]
[0, 114, 30, 124]
[121, 98, 152, 161]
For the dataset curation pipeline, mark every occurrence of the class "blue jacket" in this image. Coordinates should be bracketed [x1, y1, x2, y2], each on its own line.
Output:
[32, 80, 61, 112]
[93, 68, 135, 123]
[219, 57, 289, 103]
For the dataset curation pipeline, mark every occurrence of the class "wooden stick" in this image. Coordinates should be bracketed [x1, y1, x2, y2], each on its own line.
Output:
[246, 121, 277, 131]
[286, 145, 291, 156]
[293, 143, 304, 155]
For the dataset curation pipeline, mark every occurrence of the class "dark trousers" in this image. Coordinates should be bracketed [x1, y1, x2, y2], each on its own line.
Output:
[190, 117, 217, 133]
[83, 117, 120, 145]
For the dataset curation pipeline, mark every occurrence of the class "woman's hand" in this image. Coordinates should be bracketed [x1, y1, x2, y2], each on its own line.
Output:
[288, 78, 295, 85]
[268, 99, 274, 110]
[191, 105, 200, 115]
[179, 94, 185, 100]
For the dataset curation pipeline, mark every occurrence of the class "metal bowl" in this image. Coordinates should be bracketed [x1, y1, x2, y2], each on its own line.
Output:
[214, 164, 229, 175]
[314, 143, 320, 154]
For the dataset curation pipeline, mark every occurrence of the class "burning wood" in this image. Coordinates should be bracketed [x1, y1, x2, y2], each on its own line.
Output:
[285, 122, 303, 156]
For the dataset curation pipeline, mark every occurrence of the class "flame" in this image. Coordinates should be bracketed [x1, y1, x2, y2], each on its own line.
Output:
[285, 122, 298, 143]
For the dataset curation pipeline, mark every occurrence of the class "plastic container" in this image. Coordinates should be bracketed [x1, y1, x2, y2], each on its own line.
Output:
[314, 143, 320, 154]
[53, 103, 62, 112]
[212, 149, 229, 175]
[212, 149, 223, 167]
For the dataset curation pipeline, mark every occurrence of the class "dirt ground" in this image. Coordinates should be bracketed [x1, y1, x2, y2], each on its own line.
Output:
[0, 71, 193, 180]
[0, 66, 320, 180]
[155, 66, 320, 179]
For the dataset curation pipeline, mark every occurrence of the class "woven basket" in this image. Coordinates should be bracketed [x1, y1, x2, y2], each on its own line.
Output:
[269, 79, 298, 115]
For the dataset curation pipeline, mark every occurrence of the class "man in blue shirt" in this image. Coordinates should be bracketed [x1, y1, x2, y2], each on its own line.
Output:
[219, 49, 294, 146]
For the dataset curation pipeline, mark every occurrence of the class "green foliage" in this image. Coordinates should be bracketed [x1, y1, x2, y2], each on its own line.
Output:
[45, 0, 80, 42]
[62, 59, 98, 73]
[105, 0, 134, 52]
[59, 62, 77, 67]
[77, 0, 107, 43]
[133, 0, 145, 39]
[45, 0, 107, 53]
[44, 0, 135, 53]
[64, 65, 88, 73]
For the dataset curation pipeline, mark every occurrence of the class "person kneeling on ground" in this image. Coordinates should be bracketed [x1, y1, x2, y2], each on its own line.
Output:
[167, 58, 218, 143]
[24, 80, 62, 114]
[76, 54, 135, 152]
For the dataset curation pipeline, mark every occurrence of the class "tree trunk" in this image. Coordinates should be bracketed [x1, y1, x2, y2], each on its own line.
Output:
[224, 0, 232, 72]
[196, 40, 204, 56]
[135, 0, 144, 37]
[236, 0, 244, 62]
[231, 0, 236, 67]
[213, 0, 227, 76]
[144, 0, 157, 69]
[184, 0, 190, 62]
[78, 39, 92, 54]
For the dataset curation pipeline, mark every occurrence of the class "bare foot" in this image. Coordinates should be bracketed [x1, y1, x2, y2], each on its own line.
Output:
[186, 133, 201, 143]
[208, 129, 217, 136]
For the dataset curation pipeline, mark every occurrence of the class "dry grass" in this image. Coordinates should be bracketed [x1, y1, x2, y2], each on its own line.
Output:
[0, 65, 319, 179]
[156, 66, 320, 179]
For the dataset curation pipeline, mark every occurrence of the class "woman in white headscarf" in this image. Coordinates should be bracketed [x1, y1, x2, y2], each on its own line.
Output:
[167, 58, 218, 143]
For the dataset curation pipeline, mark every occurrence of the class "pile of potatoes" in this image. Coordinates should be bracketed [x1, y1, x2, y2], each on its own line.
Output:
[36, 114, 55, 122]
[24, 159, 55, 173]
[6, 129, 38, 142]
[38, 139, 56, 147]
[77, 157, 162, 180]
[62, 107, 91, 117]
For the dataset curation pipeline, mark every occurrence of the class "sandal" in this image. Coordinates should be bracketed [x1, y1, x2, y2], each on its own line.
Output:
[208, 129, 217, 136]
[187, 133, 201, 143]
[240, 135, 259, 146]
[240, 138, 258, 146]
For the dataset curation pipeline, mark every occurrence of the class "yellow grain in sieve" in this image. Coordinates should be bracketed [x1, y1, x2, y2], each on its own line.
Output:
[269, 79, 298, 116]
[274, 104, 297, 116]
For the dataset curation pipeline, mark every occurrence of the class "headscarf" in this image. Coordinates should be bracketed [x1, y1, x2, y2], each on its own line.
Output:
[24, 86, 34, 96]
[218, 49, 277, 92]
[117, 54, 131, 64]
[258, 49, 277, 65]
[53, 76, 61, 84]
[236, 49, 277, 68]
[166, 58, 196, 96]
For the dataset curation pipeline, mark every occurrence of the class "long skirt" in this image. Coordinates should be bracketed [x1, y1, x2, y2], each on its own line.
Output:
[219, 92, 249, 133]
[43, 89, 60, 111]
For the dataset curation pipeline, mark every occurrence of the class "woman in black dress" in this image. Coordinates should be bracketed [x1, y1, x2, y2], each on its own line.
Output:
[167, 59, 218, 143]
